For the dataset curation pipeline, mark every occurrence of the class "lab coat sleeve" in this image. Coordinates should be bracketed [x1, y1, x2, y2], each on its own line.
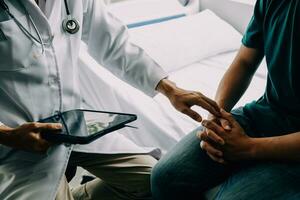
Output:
[81, 0, 168, 97]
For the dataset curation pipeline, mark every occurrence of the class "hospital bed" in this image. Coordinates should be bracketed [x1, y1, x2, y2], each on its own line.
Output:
[76, 0, 267, 196]
[79, 0, 266, 153]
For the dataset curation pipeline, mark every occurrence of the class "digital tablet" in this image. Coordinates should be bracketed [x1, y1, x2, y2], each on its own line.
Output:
[39, 109, 137, 144]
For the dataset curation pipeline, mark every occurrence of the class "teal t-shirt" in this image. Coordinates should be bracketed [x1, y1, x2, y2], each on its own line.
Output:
[241, 0, 300, 135]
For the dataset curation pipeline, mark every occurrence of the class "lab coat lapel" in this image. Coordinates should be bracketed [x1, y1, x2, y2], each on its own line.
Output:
[43, 0, 63, 32]
[21, 0, 53, 36]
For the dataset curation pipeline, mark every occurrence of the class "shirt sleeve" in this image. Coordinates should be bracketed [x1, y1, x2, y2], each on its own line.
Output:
[81, 0, 168, 97]
[242, 0, 266, 50]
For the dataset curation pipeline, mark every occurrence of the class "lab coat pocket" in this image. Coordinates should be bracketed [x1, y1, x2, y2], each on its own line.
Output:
[0, 15, 36, 72]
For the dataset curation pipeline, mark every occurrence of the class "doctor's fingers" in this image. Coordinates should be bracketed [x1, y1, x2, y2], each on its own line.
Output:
[192, 94, 221, 117]
[9, 130, 52, 153]
[181, 108, 202, 122]
[22, 122, 63, 131]
[27, 132, 52, 153]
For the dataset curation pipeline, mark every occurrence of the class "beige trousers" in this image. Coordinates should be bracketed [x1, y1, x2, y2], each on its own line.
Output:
[55, 152, 157, 200]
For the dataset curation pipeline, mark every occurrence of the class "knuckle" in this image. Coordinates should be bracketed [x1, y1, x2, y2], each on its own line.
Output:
[30, 123, 39, 129]
[206, 131, 212, 137]
[205, 121, 212, 126]
[199, 132, 206, 140]
[200, 141, 207, 149]
[202, 120, 208, 126]
[180, 108, 189, 114]
[225, 112, 232, 117]
[44, 124, 52, 129]
[22, 122, 33, 129]
[219, 128, 226, 134]
[196, 92, 203, 96]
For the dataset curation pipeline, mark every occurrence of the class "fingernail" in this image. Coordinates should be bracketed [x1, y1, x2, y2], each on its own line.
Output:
[219, 140, 225, 145]
[56, 124, 63, 129]
[225, 125, 231, 130]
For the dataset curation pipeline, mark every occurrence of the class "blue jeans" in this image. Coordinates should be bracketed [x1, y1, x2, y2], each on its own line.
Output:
[151, 108, 300, 199]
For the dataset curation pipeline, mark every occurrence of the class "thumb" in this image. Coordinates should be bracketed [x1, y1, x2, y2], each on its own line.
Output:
[220, 118, 231, 131]
[37, 123, 63, 132]
[220, 109, 236, 125]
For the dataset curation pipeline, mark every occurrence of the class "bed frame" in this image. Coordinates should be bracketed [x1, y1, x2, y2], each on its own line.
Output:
[168, 0, 255, 33]
[198, 0, 255, 33]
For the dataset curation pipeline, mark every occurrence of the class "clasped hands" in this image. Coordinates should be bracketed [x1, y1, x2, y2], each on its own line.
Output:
[156, 79, 255, 163]
[197, 109, 255, 164]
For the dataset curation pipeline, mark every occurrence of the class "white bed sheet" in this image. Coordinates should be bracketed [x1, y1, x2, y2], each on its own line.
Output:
[79, 49, 267, 154]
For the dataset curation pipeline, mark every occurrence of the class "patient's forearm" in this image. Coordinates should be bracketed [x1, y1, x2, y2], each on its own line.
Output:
[215, 45, 263, 110]
[252, 132, 300, 162]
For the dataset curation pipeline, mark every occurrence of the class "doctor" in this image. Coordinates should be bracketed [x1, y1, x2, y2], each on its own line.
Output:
[0, 0, 220, 200]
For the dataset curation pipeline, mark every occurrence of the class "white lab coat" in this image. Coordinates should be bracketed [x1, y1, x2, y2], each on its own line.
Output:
[0, 0, 167, 199]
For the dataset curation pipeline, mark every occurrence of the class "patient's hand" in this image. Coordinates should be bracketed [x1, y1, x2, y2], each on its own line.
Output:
[0, 122, 62, 153]
[198, 109, 255, 163]
[204, 114, 231, 144]
[196, 114, 231, 163]
[156, 79, 221, 122]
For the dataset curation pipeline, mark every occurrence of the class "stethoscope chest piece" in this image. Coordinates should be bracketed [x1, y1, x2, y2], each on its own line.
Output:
[62, 16, 80, 34]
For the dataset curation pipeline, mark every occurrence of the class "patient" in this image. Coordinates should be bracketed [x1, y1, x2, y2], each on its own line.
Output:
[151, 0, 300, 199]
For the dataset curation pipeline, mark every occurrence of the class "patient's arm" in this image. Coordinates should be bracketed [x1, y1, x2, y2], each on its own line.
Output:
[215, 45, 264, 110]
[199, 45, 264, 163]
[251, 132, 300, 162]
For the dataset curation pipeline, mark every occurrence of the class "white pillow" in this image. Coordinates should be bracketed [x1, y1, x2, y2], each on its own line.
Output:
[129, 10, 242, 73]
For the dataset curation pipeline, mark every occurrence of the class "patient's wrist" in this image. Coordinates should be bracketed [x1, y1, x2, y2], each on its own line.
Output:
[248, 137, 265, 160]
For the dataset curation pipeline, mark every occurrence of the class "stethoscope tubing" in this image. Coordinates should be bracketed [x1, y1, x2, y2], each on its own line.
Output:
[0, 0, 79, 53]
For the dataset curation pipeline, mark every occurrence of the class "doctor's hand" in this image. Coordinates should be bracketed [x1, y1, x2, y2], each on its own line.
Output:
[156, 79, 221, 122]
[0, 122, 62, 153]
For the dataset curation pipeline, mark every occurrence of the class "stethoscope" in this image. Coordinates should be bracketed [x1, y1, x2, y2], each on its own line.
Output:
[0, 0, 80, 53]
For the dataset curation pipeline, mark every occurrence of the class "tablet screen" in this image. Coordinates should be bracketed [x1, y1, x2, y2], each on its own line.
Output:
[85, 111, 135, 136]
[39, 109, 137, 143]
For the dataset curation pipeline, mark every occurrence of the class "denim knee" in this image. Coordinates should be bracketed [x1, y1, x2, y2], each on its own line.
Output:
[151, 131, 206, 199]
[151, 158, 173, 200]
